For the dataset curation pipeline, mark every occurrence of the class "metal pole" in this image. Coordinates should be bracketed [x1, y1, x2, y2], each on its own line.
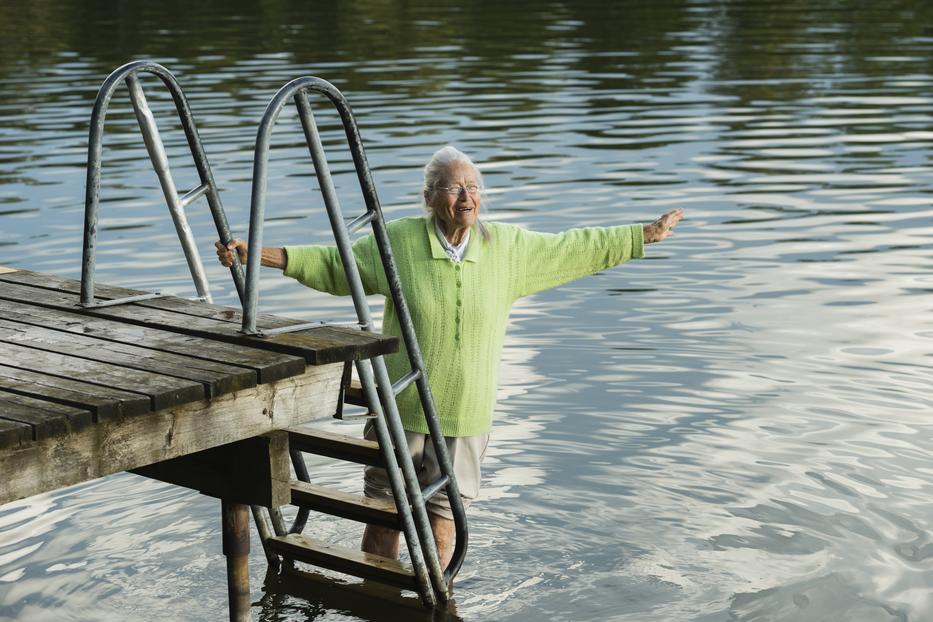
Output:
[126, 74, 212, 303]
[369, 210, 469, 584]
[288, 449, 312, 534]
[293, 92, 444, 604]
[242, 76, 468, 601]
[242, 93, 276, 334]
[354, 358, 437, 607]
[222, 500, 251, 622]
[81, 63, 127, 306]
[329, 88, 469, 585]
[82, 61, 240, 306]
[249, 505, 280, 569]
[159, 72, 247, 305]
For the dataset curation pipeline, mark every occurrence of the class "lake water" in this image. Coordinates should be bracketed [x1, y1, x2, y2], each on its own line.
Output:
[1, 1, 932, 620]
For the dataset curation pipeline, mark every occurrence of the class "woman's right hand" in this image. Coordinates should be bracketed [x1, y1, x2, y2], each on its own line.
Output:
[215, 239, 248, 267]
[643, 208, 684, 244]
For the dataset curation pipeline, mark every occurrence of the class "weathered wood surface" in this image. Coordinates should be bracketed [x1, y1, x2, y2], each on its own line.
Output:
[0, 298, 305, 383]
[0, 318, 255, 399]
[287, 426, 384, 467]
[132, 432, 292, 507]
[0, 362, 344, 505]
[0, 340, 205, 412]
[0, 266, 394, 505]
[267, 533, 418, 590]
[0, 391, 93, 440]
[0, 363, 151, 420]
[290, 480, 400, 530]
[0, 417, 32, 447]
[0, 268, 395, 448]
[0, 269, 397, 364]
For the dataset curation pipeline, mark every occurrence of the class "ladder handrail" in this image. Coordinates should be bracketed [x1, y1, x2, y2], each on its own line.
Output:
[80, 60, 245, 307]
[242, 76, 468, 602]
[80, 60, 290, 594]
[245, 77, 439, 603]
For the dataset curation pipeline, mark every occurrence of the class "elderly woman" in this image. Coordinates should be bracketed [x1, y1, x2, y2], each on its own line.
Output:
[216, 146, 683, 569]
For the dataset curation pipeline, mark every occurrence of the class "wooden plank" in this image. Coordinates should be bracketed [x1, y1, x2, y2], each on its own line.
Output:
[290, 481, 400, 530]
[0, 270, 397, 364]
[0, 298, 305, 384]
[132, 432, 291, 507]
[344, 378, 367, 407]
[268, 566, 427, 615]
[267, 534, 418, 590]
[0, 362, 343, 505]
[0, 341, 203, 411]
[0, 417, 31, 447]
[286, 426, 384, 467]
[0, 318, 255, 399]
[2, 269, 311, 329]
[0, 364, 150, 421]
[0, 277, 394, 365]
[0, 396, 68, 440]
[0, 391, 93, 442]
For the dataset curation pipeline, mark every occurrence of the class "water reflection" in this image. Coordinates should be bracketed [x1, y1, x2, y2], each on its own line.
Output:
[2, 0, 933, 620]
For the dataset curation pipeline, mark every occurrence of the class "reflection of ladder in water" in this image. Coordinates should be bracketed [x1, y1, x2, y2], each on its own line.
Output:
[241, 77, 467, 608]
[81, 62, 466, 608]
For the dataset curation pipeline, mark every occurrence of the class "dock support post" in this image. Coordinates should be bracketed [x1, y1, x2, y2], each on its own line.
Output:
[222, 500, 251, 622]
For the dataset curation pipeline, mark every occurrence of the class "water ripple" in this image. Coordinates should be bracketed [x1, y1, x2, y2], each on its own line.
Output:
[2, 0, 933, 620]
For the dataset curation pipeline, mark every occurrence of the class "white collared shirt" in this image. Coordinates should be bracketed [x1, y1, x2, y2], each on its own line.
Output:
[434, 219, 470, 263]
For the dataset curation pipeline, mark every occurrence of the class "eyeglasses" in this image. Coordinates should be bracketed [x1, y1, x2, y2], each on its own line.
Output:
[435, 184, 481, 196]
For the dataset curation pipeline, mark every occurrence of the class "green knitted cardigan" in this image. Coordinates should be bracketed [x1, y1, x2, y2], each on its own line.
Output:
[284, 216, 644, 436]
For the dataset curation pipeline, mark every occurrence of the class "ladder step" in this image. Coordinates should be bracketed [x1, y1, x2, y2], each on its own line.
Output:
[267, 533, 418, 590]
[291, 481, 400, 530]
[286, 426, 384, 467]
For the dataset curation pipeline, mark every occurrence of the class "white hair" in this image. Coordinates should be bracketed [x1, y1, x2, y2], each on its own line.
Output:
[421, 145, 490, 240]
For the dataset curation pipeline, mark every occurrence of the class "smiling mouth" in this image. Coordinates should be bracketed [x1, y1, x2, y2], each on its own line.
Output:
[457, 206, 473, 212]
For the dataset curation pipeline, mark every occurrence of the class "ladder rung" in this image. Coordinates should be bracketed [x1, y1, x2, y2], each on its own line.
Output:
[343, 371, 419, 407]
[346, 211, 376, 234]
[267, 533, 418, 590]
[391, 369, 421, 396]
[286, 426, 384, 467]
[291, 481, 399, 529]
[421, 475, 449, 502]
[178, 182, 210, 208]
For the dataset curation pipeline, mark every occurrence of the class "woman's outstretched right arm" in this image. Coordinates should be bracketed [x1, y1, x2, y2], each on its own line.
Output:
[216, 236, 383, 297]
[214, 239, 287, 270]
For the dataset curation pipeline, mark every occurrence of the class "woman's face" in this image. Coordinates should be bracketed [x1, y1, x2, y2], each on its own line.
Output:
[428, 160, 481, 235]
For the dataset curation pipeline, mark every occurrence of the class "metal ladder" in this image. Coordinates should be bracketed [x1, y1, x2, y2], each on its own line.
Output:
[80, 60, 245, 308]
[80, 62, 466, 607]
[240, 77, 468, 607]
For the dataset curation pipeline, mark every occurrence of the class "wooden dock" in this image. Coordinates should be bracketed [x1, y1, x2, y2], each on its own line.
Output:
[0, 265, 396, 619]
